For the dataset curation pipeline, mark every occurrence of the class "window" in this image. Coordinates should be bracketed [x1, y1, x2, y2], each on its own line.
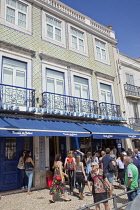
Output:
[100, 83, 112, 103]
[5, 138, 16, 160]
[6, 0, 27, 28]
[46, 15, 62, 42]
[3, 58, 26, 86]
[74, 76, 88, 99]
[71, 27, 84, 51]
[46, 69, 64, 94]
[126, 74, 134, 85]
[95, 39, 106, 60]
[2, 57, 26, 106]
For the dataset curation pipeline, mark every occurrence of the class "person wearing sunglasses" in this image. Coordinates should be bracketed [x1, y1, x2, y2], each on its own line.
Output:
[87, 162, 111, 210]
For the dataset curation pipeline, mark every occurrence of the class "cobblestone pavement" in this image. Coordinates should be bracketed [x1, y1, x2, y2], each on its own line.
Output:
[0, 182, 128, 210]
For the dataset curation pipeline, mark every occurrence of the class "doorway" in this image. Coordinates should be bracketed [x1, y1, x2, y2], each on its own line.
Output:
[0, 137, 33, 191]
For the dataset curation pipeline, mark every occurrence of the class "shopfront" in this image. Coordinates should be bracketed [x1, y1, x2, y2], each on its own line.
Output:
[0, 137, 33, 191]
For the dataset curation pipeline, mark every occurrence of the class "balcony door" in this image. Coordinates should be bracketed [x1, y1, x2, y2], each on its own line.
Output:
[2, 57, 26, 106]
[74, 76, 89, 113]
[126, 74, 134, 85]
[100, 83, 113, 116]
[46, 69, 64, 111]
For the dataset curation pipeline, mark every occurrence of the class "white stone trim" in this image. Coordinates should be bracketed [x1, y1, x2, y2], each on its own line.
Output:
[0, 0, 32, 35]
[42, 10, 66, 48]
[0, 49, 32, 89]
[93, 35, 110, 65]
[68, 23, 88, 56]
[42, 60, 68, 94]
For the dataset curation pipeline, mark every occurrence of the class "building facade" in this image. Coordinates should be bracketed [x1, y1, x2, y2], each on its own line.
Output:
[0, 0, 139, 191]
[118, 53, 140, 149]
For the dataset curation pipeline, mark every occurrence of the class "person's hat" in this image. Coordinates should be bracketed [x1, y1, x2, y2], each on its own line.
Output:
[91, 162, 98, 166]
[122, 151, 127, 155]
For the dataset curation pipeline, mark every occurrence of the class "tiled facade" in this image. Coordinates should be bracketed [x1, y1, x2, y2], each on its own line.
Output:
[0, 1, 119, 105]
[0, 0, 128, 191]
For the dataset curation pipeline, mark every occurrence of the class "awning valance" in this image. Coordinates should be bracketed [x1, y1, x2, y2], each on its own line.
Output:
[77, 123, 140, 139]
[0, 117, 90, 137]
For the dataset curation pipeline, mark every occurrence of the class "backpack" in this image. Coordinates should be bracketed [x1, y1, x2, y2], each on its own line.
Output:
[108, 161, 117, 173]
[66, 158, 75, 170]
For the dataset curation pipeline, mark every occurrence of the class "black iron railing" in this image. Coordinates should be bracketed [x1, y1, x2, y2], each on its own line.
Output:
[99, 102, 121, 117]
[42, 92, 98, 115]
[129, 118, 140, 130]
[0, 83, 35, 107]
[124, 83, 140, 97]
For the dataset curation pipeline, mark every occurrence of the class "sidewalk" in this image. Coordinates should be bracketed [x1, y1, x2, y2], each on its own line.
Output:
[0, 182, 128, 210]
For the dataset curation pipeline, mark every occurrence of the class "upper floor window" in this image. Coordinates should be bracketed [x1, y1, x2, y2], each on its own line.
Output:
[46, 15, 62, 42]
[71, 27, 84, 52]
[46, 69, 64, 94]
[6, 0, 27, 28]
[2, 57, 26, 87]
[126, 74, 134, 85]
[100, 83, 112, 103]
[74, 76, 88, 99]
[95, 39, 106, 60]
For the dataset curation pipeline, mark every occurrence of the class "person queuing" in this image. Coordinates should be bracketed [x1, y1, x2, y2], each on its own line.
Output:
[123, 156, 138, 201]
[85, 152, 92, 178]
[75, 155, 86, 200]
[24, 151, 34, 194]
[17, 150, 28, 189]
[101, 148, 116, 197]
[98, 151, 106, 169]
[64, 150, 76, 195]
[50, 153, 71, 203]
[87, 162, 111, 210]
[116, 153, 125, 187]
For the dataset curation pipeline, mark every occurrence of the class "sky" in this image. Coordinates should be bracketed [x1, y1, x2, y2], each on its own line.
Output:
[59, 0, 140, 59]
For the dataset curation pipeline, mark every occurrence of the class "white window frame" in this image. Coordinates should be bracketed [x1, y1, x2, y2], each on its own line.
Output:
[42, 11, 66, 48]
[126, 73, 134, 85]
[0, 0, 32, 34]
[93, 36, 110, 65]
[42, 61, 68, 94]
[46, 69, 64, 94]
[0, 49, 32, 89]
[71, 69, 92, 99]
[74, 76, 89, 99]
[97, 78, 115, 104]
[2, 59, 26, 87]
[68, 24, 88, 56]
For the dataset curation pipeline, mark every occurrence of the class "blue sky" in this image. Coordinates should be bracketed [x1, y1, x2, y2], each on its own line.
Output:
[59, 0, 140, 59]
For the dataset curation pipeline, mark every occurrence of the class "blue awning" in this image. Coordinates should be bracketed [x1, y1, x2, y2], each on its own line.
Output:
[0, 117, 90, 137]
[78, 123, 140, 139]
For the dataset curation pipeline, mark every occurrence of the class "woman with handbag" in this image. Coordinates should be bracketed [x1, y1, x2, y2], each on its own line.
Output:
[87, 162, 111, 210]
[24, 151, 34, 194]
[49, 153, 71, 203]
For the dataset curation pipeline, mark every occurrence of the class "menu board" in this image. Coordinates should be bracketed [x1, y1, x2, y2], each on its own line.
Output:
[39, 136, 46, 171]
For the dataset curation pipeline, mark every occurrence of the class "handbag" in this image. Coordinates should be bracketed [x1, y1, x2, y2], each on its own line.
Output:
[98, 177, 110, 192]
[55, 175, 62, 181]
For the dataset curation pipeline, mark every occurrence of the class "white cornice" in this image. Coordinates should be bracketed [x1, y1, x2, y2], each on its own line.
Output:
[0, 41, 36, 57]
[95, 72, 115, 81]
[39, 53, 93, 74]
[28, 0, 117, 45]
[120, 53, 140, 72]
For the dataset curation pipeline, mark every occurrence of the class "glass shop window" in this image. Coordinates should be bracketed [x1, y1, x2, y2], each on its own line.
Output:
[5, 138, 16, 159]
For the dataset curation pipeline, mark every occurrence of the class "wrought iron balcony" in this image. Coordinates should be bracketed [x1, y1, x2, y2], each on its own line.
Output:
[42, 92, 98, 116]
[129, 118, 140, 131]
[99, 102, 121, 118]
[0, 83, 35, 108]
[124, 83, 140, 99]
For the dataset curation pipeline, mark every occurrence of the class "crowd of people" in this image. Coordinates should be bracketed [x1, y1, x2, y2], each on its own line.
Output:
[49, 147, 140, 210]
